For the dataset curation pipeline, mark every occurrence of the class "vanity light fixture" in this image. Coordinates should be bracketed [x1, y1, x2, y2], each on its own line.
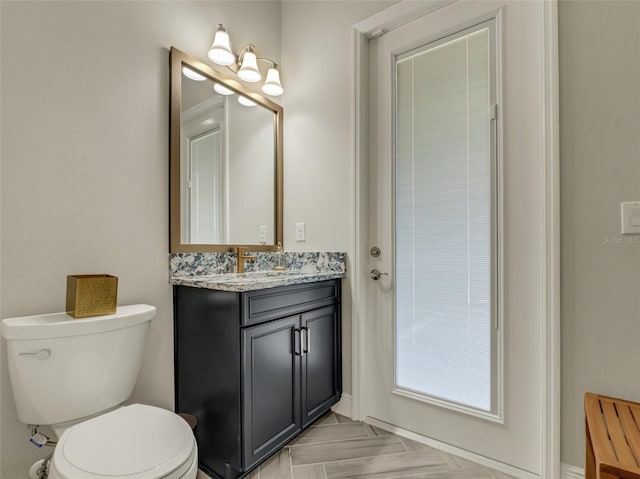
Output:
[262, 67, 284, 96]
[207, 24, 284, 96]
[207, 25, 235, 65]
[237, 46, 261, 83]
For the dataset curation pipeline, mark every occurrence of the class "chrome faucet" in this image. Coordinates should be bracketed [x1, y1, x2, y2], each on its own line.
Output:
[236, 247, 256, 274]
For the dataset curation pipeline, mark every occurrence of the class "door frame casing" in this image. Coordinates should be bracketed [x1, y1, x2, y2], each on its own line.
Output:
[350, 1, 560, 477]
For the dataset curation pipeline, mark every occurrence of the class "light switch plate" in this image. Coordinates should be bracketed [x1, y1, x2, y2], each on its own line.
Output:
[295, 223, 306, 242]
[258, 225, 267, 244]
[621, 201, 640, 234]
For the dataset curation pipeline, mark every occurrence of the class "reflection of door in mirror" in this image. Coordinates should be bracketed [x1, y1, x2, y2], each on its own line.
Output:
[181, 77, 226, 244]
[189, 129, 223, 243]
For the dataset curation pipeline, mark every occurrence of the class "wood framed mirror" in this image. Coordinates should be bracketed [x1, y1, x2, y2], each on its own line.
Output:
[170, 47, 283, 253]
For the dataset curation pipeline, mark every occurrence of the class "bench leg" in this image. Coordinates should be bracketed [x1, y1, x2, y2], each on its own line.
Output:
[586, 418, 596, 479]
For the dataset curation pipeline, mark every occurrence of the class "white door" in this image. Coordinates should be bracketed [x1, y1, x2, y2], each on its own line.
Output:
[365, 1, 545, 474]
[189, 128, 223, 243]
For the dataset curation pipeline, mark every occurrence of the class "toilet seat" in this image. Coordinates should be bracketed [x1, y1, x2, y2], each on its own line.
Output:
[50, 404, 197, 479]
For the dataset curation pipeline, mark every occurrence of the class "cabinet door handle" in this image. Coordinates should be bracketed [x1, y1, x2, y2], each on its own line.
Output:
[302, 327, 310, 355]
[293, 328, 302, 356]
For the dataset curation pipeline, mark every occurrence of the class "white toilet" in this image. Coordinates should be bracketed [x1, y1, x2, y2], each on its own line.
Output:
[1, 304, 198, 479]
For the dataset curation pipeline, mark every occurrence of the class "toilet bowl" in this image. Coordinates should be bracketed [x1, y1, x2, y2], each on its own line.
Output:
[48, 404, 197, 479]
[1, 305, 198, 479]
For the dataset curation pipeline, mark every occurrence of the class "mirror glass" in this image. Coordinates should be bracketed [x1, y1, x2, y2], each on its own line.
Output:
[170, 48, 283, 253]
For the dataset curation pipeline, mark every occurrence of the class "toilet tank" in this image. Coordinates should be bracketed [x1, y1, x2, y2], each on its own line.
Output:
[1, 304, 156, 426]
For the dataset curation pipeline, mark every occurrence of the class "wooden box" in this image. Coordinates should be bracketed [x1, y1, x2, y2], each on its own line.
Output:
[66, 274, 118, 318]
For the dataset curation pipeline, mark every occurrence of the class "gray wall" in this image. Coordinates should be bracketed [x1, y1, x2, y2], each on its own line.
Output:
[0, 2, 280, 477]
[281, 0, 396, 400]
[559, 0, 640, 468]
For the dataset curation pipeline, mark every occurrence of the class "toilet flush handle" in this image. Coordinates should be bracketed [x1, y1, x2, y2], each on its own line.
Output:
[18, 349, 51, 360]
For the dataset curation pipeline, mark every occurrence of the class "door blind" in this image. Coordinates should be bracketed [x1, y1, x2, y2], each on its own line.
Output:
[395, 26, 495, 412]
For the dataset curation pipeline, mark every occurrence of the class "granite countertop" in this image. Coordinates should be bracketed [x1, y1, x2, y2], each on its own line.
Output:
[170, 270, 345, 292]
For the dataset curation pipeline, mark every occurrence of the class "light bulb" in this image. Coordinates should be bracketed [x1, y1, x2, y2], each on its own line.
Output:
[262, 67, 284, 96]
[213, 83, 234, 96]
[238, 96, 257, 107]
[182, 66, 206, 81]
[238, 47, 261, 83]
[208, 25, 235, 66]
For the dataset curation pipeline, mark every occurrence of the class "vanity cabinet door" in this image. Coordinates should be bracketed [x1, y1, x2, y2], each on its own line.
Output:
[242, 315, 302, 469]
[301, 305, 342, 427]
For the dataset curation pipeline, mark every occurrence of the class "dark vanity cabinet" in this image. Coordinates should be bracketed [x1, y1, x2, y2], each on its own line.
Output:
[174, 280, 342, 479]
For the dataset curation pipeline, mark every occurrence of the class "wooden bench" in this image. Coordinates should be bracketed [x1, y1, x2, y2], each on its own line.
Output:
[585, 392, 640, 479]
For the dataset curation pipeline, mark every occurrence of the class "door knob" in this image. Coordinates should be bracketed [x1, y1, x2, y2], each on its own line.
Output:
[370, 269, 389, 280]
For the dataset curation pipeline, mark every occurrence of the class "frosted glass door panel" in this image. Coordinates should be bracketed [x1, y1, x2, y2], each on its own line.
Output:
[395, 27, 495, 412]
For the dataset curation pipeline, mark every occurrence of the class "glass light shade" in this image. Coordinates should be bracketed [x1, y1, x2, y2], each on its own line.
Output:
[261, 67, 284, 96]
[213, 82, 234, 96]
[238, 49, 261, 83]
[208, 26, 235, 66]
[238, 96, 257, 107]
[182, 66, 206, 81]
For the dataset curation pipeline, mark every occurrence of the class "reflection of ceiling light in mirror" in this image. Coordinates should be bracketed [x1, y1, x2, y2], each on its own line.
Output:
[238, 96, 257, 107]
[208, 25, 236, 66]
[182, 66, 207, 81]
[213, 83, 234, 96]
[261, 67, 283, 96]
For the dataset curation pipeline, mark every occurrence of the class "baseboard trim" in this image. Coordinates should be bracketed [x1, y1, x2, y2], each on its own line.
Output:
[331, 393, 352, 418]
[364, 417, 538, 479]
[561, 463, 584, 479]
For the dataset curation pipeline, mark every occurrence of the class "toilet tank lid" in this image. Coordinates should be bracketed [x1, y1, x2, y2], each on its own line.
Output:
[1, 304, 156, 340]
